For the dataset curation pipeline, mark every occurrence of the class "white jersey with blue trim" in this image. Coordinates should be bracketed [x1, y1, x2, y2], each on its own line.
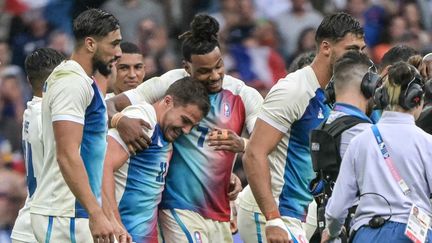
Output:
[31, 60, 107, 218]
[241, 66, 330, 221]
[11, 96, 43, 242]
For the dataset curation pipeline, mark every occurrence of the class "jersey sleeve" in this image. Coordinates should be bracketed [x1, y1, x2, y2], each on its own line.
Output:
[239, 85, 264, 134]
[49, 74, 93, 124]
[258, 83, 305, 133]
[108, 104, 156, 153]
[123, 70, 185, 105]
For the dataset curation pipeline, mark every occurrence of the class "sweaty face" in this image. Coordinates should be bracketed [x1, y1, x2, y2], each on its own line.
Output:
[114, 53, 145, 93]
[185, 47, 225, 94]
[92, 29, 122, 73]
[161, 102, 203, 142]
[329, 32, 366, 68]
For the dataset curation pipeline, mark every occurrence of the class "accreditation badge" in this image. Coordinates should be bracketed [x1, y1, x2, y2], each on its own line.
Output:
[405, 204, 431, 243]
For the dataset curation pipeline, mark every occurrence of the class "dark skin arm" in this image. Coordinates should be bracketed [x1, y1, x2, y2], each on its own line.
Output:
[106, 93, 151, 153]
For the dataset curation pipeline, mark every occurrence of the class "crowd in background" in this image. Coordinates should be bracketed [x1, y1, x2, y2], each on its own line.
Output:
[1, 0, 432, 239]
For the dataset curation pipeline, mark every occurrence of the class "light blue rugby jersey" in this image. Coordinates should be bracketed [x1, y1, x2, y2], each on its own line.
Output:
[109, 103, 171, 242]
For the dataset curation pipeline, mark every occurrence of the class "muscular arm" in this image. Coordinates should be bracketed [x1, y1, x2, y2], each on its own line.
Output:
[54, 120, 101, 215]
[54, 120, 114, 242]
[243, 118, 284, 218]
[102, 136, 129, 223]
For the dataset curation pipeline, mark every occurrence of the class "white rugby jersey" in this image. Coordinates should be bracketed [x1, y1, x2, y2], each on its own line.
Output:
[241, 66, 330, 222]
[11, 97, 42, 242]
[31, 60, 107, 218]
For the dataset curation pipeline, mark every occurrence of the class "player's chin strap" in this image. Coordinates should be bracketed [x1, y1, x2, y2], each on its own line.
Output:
[265, 218, 295, 242]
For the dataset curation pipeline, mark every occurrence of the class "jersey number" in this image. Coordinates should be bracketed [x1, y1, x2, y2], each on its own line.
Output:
[23, 141, 37, 197]
[156, 162, 167, 183]
[197, 125, 209, 148]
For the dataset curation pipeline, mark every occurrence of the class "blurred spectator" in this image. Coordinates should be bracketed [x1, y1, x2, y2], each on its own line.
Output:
[401, 1, 430, 50]
[10, 8, 50, 69]
[136, 17, 177, 77]
[274, 0, 323, 59]
[0, 72, 25, 153]
[0, 169, 26, 243]
[47, 30, 74, 57]
[288, 27, 316, 65]
[102, 0, 166, 42]
[224, 24, 286, 96]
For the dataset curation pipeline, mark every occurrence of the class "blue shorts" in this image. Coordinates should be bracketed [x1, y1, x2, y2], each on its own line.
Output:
[353, 221, 432, 243]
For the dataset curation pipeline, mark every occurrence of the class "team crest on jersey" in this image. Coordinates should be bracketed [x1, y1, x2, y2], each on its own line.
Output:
[194, 231, 202, 243]
[223, 102, 231, 117]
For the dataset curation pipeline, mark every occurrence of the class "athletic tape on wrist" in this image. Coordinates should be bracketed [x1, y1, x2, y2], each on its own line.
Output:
[265, 218, 292, 241]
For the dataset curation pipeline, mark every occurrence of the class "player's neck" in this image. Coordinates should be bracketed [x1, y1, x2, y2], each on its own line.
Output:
[310, 56, 331, 89]
[336, 94, 368, 113]
[153, 102, 163, 125]
[70, 51, 93, 77]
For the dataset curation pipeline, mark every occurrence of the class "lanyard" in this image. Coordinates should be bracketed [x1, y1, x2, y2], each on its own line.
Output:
[371, 125, 411, 195]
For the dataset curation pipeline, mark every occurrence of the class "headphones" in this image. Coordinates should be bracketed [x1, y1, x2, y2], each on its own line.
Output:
[373, 66, 424, 110]
[325, 63, 381, 105]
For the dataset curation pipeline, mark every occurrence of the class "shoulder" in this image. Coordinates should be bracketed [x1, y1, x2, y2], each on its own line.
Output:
[160, 69, 189, 81]
[266, 66, 318, 103]
[122, 103, 157, 128]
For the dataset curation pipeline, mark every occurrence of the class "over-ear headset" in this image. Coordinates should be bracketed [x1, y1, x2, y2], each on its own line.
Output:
[325, 63, 381, 105]
[361, 64, 382, 99]
[373, 66, 424, 110]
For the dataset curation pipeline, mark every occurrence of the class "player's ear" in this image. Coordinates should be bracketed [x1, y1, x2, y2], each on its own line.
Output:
[84, 37, 97, 53]
[163, 95, 174, 107]
[183, 60, 191, 75]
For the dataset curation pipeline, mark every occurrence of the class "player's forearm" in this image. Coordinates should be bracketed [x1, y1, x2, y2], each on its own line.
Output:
[57, 152, 101, 215]
[243, 149, 279, 219]
[102, 167, 122, 222]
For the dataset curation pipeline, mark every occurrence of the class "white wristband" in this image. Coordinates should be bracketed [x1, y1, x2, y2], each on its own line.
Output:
[265, 218, 292, 241]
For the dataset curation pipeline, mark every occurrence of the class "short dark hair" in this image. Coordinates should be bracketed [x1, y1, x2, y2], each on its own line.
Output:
[179, 14, 220, 62]
[315, 12, 363, 44]
[379, 45, 418, 72]
[25, 48, 65, 90]
[289, 51, 316, 73]
[333, 51, 372, 91]
[120, 42, 142, 55]
[73, 8, 120, 43]
[165, 77, 210, 117]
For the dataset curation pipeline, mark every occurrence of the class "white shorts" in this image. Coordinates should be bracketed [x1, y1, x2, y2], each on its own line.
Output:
[158, 209, 233, 243]
[30, 213, 92, 243]
[237, 197, 309, 243]
[11, 202, 37, 243]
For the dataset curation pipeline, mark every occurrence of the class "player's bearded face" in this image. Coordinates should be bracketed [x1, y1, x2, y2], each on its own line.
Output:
[92, 49, 117, 75]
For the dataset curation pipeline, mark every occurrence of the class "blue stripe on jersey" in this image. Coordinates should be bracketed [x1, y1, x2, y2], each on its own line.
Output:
[279, 88, 330, 220]
[118, 125, 170, 242]
[75, 82, 107, 218]
[23, 140, 37, 197]
[45, 216, 53, 243]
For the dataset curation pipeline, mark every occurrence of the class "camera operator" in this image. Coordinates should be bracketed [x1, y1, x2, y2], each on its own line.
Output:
[322, 61, 432, 243]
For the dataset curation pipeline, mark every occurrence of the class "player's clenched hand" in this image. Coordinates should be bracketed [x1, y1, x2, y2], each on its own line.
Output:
[265, 226, 293, 243]
[207, 128, 244, 153]
[117, 116, 151, 154]
[228, 173, 242, 200]
[89, 209, 115, 243]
